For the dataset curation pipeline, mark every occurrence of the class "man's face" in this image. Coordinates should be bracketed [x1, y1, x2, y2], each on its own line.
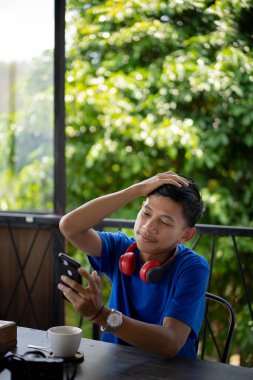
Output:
[134, 194, 194, 262]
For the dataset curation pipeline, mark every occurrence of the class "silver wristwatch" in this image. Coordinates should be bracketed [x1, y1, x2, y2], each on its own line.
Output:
[101, 309, 123, 333]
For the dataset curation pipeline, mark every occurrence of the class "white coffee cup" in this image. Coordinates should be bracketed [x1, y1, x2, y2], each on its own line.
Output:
[47, 325, 82, 358]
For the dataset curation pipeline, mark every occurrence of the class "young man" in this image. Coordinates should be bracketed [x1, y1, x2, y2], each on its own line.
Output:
[58, 172, 209, 359]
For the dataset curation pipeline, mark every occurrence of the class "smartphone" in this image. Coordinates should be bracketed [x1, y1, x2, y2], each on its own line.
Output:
[58, 252, 82, 294]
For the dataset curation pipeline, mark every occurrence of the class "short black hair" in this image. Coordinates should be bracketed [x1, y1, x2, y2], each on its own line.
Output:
[148, 176, 204, 227]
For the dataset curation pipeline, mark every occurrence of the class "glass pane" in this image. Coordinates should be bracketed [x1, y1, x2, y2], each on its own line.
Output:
[0, 0, 54, 212]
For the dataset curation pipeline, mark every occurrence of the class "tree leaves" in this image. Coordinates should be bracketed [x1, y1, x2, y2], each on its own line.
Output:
[65, 0, 253, 226]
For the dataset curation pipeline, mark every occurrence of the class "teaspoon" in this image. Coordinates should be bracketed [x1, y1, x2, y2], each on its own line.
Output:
[27, 344, 51, 352]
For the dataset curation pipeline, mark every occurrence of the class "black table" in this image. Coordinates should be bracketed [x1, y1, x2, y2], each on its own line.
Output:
[0, 327, 252, 380]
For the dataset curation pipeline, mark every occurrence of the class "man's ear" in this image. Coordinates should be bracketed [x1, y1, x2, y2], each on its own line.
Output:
[180, 227, 196, 243]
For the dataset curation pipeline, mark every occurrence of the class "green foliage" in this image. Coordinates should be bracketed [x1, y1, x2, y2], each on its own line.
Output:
[65, 0, 253, 226]
[0, 157, 53, 211]
[0, 52, 54, 211]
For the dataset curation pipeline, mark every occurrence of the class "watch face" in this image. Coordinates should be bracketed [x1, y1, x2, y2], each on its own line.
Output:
[108, 311, 122, 328]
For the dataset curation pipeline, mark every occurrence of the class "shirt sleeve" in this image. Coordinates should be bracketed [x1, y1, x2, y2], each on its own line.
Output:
[87, 231, 135, 280]
[164, 254, 210, 338]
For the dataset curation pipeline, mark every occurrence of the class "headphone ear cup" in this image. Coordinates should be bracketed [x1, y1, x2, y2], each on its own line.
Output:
[139, 260, 160, 283]
[119, 252, 136, 276]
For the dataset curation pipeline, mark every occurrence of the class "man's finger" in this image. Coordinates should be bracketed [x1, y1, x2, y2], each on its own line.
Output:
[58, 282, 80, 303]
[78, 268, 98, 291]
[160, 173, 189, 187]
[60, 275, 85, 293]
[92, 271, 102, 289]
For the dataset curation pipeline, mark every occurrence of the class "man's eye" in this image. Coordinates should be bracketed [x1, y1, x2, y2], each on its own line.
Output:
[161, 221, 170, 226]
[142, 210, 150, 216]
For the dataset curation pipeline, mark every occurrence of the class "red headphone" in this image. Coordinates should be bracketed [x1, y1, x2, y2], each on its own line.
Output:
[119, 242, 177, 283]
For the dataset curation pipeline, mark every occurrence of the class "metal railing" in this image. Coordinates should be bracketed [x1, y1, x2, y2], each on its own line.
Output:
[0, 212, 64, 329]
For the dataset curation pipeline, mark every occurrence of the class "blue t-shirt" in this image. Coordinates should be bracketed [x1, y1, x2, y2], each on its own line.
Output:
[88, 231, 210, 358]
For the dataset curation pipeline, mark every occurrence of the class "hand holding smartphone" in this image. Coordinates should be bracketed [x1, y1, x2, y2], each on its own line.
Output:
[58, 253, 82, 300]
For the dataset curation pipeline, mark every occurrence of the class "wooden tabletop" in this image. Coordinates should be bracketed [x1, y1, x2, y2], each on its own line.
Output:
[0, 327, 252, 380]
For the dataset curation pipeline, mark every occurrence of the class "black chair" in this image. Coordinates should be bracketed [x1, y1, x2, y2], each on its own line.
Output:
[197, 292, 235, 363]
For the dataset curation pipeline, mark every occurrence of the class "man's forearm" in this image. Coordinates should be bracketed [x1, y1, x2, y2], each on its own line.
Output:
[93, 307, 187, 359]
[59, 186, 139, 238]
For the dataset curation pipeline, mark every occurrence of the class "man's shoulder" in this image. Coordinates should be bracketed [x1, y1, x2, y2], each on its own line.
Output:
[97, 230, 135, 251]
[177, 244, 209, 269]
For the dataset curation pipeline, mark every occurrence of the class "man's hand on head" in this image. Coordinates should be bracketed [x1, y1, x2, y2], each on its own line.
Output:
[133, 172, 189, 197]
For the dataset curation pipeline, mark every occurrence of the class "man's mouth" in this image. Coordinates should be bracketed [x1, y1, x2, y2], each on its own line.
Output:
[137, 232, 156, 243]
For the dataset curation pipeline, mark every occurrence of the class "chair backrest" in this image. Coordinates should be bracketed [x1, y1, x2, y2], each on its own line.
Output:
[197, 292, 235, 363]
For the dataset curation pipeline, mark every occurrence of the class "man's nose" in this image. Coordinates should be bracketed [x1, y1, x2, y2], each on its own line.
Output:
[143, 219, 158, 232]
